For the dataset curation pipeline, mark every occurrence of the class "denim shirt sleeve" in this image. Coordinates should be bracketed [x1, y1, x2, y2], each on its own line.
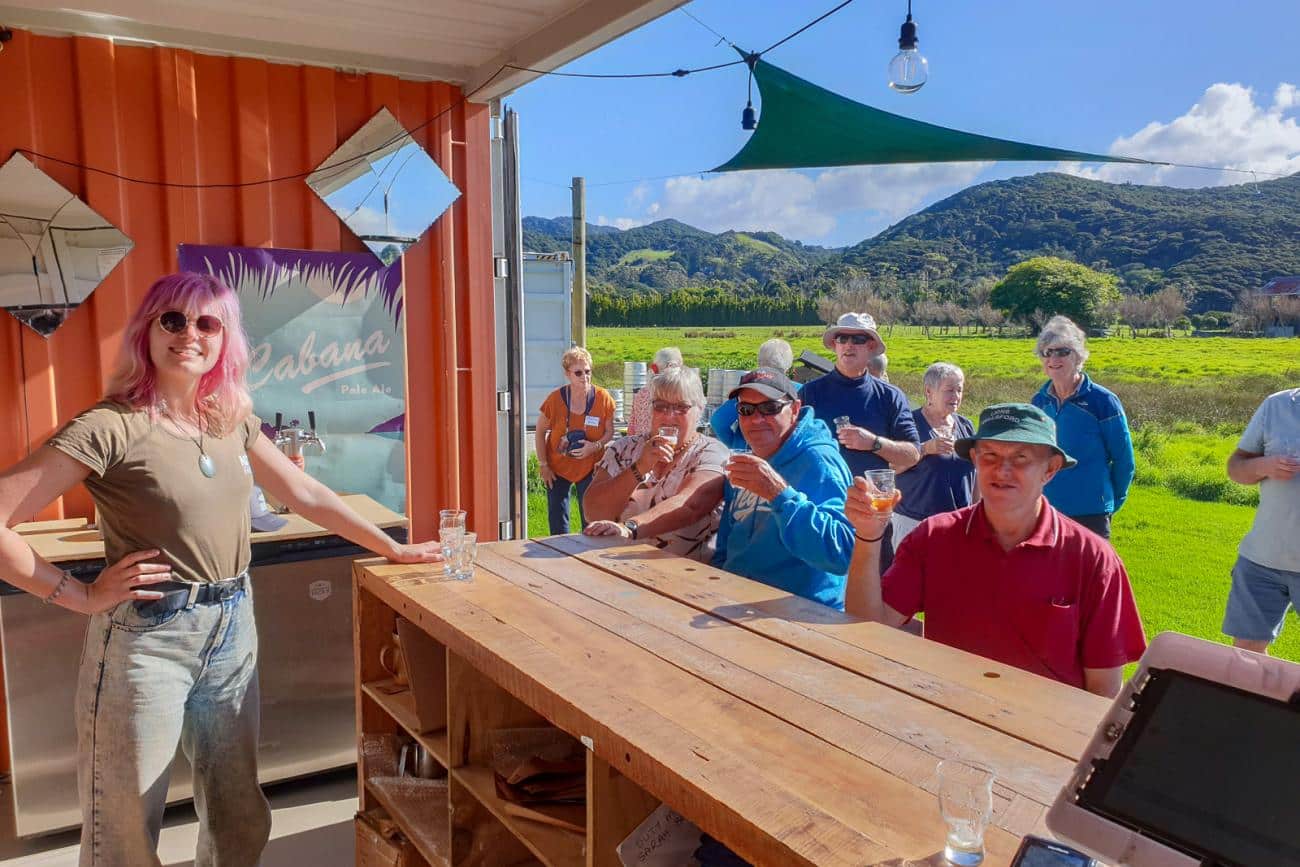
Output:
[767, 464, 854, 574]
[1102, 406, 1136, 512]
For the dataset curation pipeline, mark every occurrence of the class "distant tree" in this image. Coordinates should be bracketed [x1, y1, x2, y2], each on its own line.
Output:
[378, 244, 402, 266]
[990, 256, 1121, 331]
[1150, 285, 1189, 337]
[1117, 295, 1156, 338]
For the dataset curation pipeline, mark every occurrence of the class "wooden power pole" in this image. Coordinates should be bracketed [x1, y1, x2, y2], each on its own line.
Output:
[570, 176, 586, 347]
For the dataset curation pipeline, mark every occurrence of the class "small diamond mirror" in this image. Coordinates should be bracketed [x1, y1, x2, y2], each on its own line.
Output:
[306, 108, 461, 266]
[0, 154, 133, 337]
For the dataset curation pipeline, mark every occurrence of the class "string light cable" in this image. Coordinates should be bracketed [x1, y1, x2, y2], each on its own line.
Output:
[3, 1, 860, 189]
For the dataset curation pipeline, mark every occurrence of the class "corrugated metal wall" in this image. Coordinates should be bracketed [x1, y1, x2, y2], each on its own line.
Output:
[0, 27, 499, 543]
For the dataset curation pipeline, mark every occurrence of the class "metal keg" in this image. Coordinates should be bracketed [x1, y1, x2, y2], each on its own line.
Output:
[623, 361, 648, 396]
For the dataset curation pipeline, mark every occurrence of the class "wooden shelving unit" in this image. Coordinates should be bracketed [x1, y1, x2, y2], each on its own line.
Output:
[355, 576, 657, 866]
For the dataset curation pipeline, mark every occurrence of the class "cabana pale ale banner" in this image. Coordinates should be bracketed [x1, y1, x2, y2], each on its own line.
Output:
[179, 244, 407, 513]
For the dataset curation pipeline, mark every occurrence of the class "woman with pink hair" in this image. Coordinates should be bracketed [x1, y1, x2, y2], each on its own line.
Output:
[0, 273, 442, 865]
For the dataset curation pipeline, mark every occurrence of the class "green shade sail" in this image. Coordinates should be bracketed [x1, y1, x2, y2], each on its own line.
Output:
[714, 57, 1154, 172]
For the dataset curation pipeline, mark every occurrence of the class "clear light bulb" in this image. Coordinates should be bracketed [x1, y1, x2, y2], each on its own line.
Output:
[888, 47, 928, 93]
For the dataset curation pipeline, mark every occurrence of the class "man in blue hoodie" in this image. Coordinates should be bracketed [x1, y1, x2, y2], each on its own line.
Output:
[713, 367, 855, 610]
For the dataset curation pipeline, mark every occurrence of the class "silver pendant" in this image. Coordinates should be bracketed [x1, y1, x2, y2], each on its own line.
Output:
[198, 453, 216, 478]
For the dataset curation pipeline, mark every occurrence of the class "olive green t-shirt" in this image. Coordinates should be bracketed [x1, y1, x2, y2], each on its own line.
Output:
[47, 400, 263, 584]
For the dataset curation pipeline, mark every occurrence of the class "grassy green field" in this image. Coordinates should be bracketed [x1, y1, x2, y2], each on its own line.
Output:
[531, 327, 1299, 662]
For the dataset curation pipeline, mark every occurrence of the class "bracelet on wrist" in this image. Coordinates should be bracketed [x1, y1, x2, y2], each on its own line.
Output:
[854, 531, 886, 544]
[42, 571, 73, 604]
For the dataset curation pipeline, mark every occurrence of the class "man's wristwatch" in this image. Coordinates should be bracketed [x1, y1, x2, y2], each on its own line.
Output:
[870, 434, 885, 453]
[624, 519, 639, 540]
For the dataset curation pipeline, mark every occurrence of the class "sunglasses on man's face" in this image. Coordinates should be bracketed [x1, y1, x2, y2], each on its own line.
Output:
[835, 333, 871, 345]
[158, 310, 224, 337]
[1039, 347, 1074, 359]
[736, 398, 791, 417]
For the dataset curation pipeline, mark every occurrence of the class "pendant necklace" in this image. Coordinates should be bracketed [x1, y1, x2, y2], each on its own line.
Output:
[161, 399, 216, 479]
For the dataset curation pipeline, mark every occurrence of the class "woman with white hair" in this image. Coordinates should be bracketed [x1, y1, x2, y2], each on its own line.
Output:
[1030, 315, 1135, 539]
[890, 362, 976, 542]
[583, 366, 728, 561]
[627, 346, 682, 436]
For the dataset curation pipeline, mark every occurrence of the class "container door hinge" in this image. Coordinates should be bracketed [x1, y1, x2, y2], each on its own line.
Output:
[498, 520, 514, 540]
[493, 256, 509, 278]
[496, 391, 511, 412]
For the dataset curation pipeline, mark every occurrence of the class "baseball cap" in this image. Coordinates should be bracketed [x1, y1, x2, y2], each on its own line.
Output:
[727, 366, 800, 402]
[250, 485, 289, 532]
[955, 403, 1078, 467]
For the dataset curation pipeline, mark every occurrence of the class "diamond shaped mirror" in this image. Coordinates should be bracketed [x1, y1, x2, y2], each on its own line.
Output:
[0, 154, 133, 337]
[306, 108, 461, 266]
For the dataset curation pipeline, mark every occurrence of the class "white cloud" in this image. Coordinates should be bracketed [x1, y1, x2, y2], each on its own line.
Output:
[595, 215, 648, 230]
[1066, 82, 1300, 186]
[602, 162, 988, 244]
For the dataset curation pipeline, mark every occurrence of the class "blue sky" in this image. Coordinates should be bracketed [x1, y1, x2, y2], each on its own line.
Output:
[505, 0, 1300, 247]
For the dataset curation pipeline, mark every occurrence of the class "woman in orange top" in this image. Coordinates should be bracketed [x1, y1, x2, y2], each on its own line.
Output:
[536, 347, 615, 534]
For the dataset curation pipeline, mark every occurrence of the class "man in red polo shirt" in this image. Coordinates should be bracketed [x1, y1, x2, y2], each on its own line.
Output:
[844, 403, 1146, 697]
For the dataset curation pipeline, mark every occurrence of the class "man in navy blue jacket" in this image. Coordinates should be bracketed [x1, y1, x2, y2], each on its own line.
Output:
[800, 312, 920, 569]
[713, 367, 855, 610]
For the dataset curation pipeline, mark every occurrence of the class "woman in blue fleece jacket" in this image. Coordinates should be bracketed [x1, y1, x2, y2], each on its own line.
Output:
[1030, 316, 1135, 539]
[712, 368, 855, 610]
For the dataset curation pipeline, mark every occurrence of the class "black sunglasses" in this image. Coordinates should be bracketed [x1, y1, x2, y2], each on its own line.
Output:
[736, 398, 791, 417]
[834, 333, 871, 345]
[1039, 347, 1074, 359]
[159, 310, 224, 337]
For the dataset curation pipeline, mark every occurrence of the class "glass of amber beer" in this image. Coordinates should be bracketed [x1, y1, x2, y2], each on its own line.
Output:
[863, 469, 895, 512]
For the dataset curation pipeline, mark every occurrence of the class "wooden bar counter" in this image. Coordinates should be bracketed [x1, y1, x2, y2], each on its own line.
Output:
[353, 534, 1110, 867]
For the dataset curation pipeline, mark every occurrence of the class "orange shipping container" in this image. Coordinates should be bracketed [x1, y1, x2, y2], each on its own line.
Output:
[0, 28, 499, 543]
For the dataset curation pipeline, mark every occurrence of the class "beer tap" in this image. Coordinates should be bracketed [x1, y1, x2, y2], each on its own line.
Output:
[272, 411, 326, 461]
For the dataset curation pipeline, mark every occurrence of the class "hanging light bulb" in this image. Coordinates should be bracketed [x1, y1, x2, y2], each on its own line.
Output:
[741, 53, 759, 131]
[887, 0, 928, 94]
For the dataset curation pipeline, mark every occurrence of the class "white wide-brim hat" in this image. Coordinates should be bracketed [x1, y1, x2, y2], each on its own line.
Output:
[822, 312, 886, 352]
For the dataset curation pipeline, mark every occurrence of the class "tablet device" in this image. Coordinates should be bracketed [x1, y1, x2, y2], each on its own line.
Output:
[1047, 632, 1300, 867]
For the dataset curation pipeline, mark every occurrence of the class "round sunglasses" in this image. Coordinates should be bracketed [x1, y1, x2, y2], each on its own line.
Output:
[158, 310, 224, 337]
[736, 398, 792, 417]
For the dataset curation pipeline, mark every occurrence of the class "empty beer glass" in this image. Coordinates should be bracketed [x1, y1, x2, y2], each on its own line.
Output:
[937, 760, 994, 866]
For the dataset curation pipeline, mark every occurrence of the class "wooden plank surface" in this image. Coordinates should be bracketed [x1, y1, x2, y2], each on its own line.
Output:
[358, 560, 1026, 865]
[540, 534, 1106, 760]
[476, 545, 1069, 812]
[359, 562, 897, 867]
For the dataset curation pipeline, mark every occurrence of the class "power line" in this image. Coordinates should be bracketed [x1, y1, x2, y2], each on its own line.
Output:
[14, 64, 510, 190]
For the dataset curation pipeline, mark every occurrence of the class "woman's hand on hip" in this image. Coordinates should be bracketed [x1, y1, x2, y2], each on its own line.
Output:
[83, 549, 172, 615]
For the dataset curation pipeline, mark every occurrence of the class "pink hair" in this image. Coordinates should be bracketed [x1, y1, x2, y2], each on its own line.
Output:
[106, 272, 253, 435]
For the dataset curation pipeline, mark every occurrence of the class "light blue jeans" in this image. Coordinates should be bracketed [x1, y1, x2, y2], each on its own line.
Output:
[74, 581, 271, 866]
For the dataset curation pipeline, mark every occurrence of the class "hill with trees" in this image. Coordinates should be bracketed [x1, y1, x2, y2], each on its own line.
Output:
[524, 171, 1300, 324]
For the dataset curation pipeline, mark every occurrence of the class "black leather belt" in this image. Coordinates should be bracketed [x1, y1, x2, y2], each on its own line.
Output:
[133, 573, 248, 617]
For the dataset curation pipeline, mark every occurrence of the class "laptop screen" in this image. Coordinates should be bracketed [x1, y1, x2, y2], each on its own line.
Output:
[1077, 668, 1300, 867]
